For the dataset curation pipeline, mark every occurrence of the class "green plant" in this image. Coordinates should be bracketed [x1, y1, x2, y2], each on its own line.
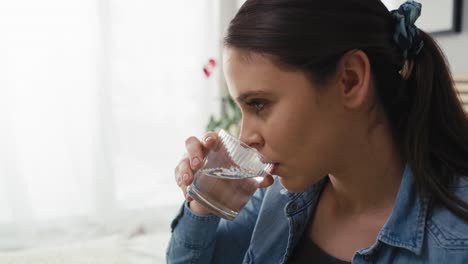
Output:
[206, 96, 241, 136]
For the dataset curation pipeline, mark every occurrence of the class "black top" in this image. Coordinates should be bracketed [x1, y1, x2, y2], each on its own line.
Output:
[287, 231, 352, 264]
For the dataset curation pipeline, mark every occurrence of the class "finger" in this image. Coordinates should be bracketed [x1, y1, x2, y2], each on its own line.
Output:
[174, 159, 183, 181]
[175, 159, 193, 202]
[183, 185, 194, 202]
[181, 181, 191, 202]
[185, 189, 193, 202]
[175, 173, 181, 187]
[201, 131, 219, 152]
[177, 160, 193, 187]
[258, 174, 274, 188]
[185, 136, 205, 170]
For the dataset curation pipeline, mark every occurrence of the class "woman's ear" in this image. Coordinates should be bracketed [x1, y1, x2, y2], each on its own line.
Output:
[335, 49, 371, 110]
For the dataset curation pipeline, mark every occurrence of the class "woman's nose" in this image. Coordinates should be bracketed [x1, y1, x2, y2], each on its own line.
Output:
[239, 130, 264, 150]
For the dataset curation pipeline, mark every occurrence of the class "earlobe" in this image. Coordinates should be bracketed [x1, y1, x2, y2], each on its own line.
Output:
[338, 50, 371, 109]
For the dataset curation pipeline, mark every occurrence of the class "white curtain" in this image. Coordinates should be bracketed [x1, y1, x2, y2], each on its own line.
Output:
[0, 0, 221, 249]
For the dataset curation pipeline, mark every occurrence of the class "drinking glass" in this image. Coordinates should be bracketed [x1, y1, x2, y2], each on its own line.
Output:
[187, 129, 274, 220]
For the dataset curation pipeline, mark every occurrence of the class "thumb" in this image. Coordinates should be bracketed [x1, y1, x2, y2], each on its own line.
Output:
[258, 174, 274, 188]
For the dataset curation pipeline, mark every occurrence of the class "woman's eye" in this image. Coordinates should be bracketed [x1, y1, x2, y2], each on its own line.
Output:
[246, 99, 268, 113]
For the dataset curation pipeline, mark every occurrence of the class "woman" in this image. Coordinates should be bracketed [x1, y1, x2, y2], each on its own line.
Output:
[167, 0, 468, 263]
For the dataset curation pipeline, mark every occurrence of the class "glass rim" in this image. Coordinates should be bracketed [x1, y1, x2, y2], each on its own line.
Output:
[218, 129, 272, 165]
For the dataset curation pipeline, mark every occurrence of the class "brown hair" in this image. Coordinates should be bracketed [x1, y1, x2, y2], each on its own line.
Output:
[225, 0, 468, 220]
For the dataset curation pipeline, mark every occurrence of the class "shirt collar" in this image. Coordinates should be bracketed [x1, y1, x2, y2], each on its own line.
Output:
[279, 164, 430, 255]
[280, 176, 328, 216]
[378, 164, 430, 255]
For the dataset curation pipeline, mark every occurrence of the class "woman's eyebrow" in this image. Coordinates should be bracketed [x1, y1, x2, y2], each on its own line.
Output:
[236, 90, 269, 102]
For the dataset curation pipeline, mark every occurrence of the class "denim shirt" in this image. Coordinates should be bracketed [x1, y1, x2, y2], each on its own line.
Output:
[166, 165, 468, 263]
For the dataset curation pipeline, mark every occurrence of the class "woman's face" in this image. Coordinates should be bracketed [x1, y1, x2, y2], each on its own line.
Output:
[223, 48, 352, 192]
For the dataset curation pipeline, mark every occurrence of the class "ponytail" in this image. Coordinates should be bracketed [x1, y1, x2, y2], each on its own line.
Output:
[403, 31, 468, 220]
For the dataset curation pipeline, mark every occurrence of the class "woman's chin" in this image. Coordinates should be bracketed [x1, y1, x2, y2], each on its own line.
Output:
[278, 177, 308, 193]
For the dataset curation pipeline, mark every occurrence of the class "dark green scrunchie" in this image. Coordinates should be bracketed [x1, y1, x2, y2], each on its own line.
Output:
[391, 0, 424, 59]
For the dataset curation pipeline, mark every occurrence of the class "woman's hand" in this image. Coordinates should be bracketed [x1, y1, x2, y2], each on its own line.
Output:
[175, 132, 218, 215]
[174, 131, 275, 215]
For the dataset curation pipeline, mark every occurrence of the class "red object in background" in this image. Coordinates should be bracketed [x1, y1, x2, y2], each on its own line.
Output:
[203, 58, 217, 78]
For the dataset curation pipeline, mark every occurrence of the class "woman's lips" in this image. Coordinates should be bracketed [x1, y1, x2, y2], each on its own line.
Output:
[260, 158, 279, 175]
[269, 163, 280, 175]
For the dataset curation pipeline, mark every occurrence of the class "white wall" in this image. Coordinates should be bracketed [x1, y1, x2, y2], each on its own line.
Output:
[433, 2, 468, 74]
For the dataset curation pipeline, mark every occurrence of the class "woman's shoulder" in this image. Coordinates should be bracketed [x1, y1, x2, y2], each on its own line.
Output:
[425, 175, 468, 250]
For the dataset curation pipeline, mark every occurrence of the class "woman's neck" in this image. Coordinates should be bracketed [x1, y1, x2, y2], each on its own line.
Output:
[327, 121, 404, 216]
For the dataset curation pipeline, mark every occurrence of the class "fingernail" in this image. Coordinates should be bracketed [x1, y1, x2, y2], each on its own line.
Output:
[192, 158, 200, 167]
[204, 136, 213, 143]
[183, 173, 189, 183]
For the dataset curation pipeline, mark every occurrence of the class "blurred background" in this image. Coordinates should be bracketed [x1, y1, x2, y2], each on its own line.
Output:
[0, 0, 466, 263]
